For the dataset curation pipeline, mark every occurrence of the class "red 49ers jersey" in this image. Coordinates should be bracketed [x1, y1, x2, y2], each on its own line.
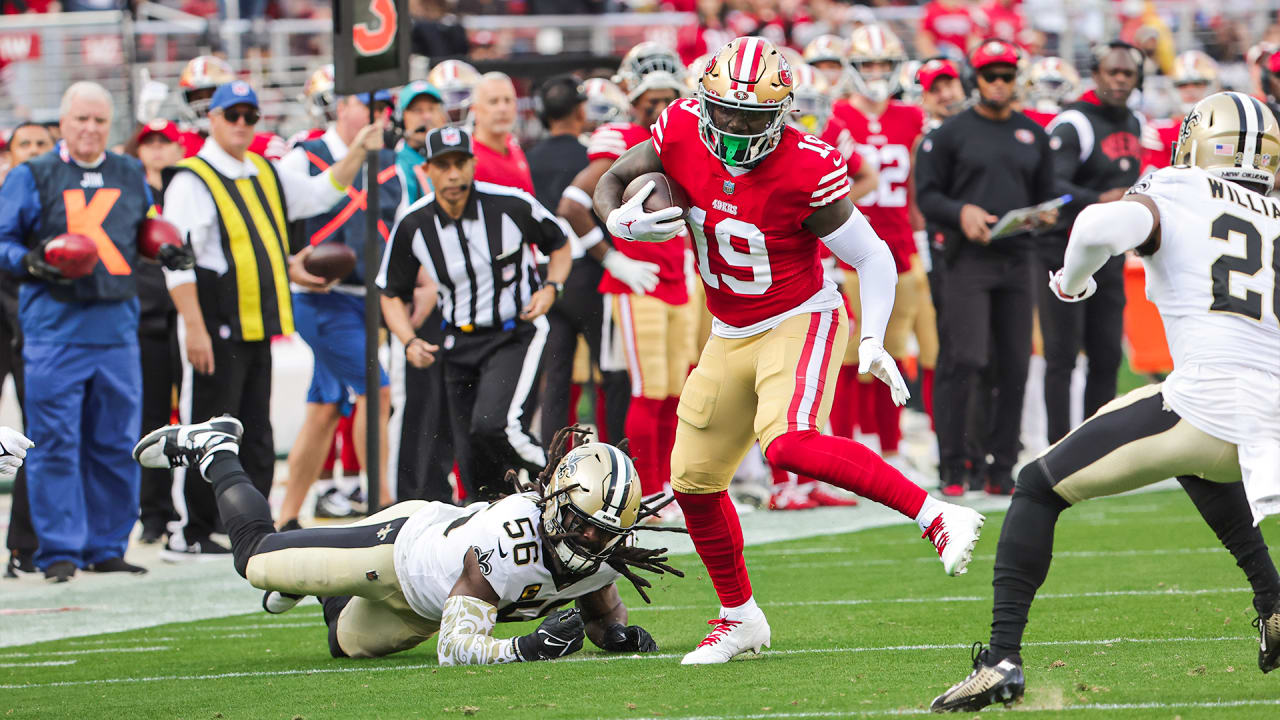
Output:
[1142, 117, 1180, 172]
[818, 114, 863, 175]
[652, 98, 850, 330]
[592, 121, 688, 305]
[1022, 108, 1058, 129]
[833, 100, 924, 272]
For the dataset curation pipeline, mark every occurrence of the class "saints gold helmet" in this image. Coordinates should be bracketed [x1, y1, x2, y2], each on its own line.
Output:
[789, 63, 833, 135]
[1173, 91, 1280, 191]
[582, 77, 630, 126]
[178, 55, 235, 123]
[427, 59, 482, 124]
[614, 42, 687, 102]
[1025, 57, 1081, 112]
[541, 441, 641, 573]
[698, 36, 795, 168]
[847, 24, 907, 102]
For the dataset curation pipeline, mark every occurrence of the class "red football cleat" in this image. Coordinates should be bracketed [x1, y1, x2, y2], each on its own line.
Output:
[809, 487, 858, 507]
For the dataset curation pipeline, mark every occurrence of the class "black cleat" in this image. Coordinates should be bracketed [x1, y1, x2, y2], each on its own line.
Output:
[133, 416, 243, 475]
[931, 643, 1025, 713]
[44, 560, 76, 583]
[86, 557, 148, 575]
[1255, 608, 1280, 673]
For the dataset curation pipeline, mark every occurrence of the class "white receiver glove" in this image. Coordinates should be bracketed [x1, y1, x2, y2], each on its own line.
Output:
[136, 71, 169, 125]
[605, 180, 685, 243]
[0, 427, 34, 481]
[601, 248, 660, 295]
[1047, 269, 1097, 303]
[858, 338, 910, 407]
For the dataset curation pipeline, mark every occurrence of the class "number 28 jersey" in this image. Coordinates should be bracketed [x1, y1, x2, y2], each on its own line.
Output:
[394, 494, 620, 624]
[1132, 166, 1280, 444]
[652, 98, 851, 335]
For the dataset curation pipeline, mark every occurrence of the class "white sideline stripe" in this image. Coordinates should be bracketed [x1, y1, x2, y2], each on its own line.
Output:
[0, 660, 77, 667]
[643, 587, 1247, 612]
[0, 646, 171, 658]
[66, 637, 178, 645]
[607, 698, 1280, 719]
[0, 662, 437, 690]
[750, 546, 1227, 569]
[3, 636, 1247, 689]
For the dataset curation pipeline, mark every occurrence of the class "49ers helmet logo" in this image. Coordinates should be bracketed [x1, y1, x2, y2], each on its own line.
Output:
[353, 0, 398, 57]
[777, 65, 793, 87]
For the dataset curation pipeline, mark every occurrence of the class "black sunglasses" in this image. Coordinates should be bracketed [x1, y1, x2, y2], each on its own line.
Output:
[220, 107, 261, 125]
[980, 71, 1017, 84]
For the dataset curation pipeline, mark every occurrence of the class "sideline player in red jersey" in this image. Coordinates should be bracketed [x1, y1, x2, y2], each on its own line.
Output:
[1143, 51, 1218, 172]
[560, 43, 691, 512]
[1021, 57, 1080, 128]
[594, 36, 986, 664]
[832, 24, 927, 473]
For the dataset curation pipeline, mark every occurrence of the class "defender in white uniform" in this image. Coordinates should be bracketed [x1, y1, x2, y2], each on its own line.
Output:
[135, 422, 682, 664]
[932, 91, 1280, 713]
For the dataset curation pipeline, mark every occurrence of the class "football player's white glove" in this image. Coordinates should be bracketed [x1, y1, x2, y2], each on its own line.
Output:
[601, 248, 660, 295]
[135, 70, 169, 124]
[1047, 269, 1097, 303]
[0, 427, 34, 481]
[606, 180, 685, 244]
[858, 338, 910, 407]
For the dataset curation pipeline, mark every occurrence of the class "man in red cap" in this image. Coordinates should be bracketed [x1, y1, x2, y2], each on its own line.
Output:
[915, 39, 1058, 497]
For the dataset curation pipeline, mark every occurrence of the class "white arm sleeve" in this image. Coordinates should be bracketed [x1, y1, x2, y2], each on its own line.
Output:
[820, 209, 897, 344]
[436, 595, 519, 667]
[276, 148, 347, 222]
[1059, 200, 1154, 295]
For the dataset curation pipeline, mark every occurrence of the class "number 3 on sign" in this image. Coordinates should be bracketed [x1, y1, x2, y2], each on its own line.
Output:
[354, 0, 397, 56]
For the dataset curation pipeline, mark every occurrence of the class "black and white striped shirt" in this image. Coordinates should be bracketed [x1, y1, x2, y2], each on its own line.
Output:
[377, 181, 567, 329]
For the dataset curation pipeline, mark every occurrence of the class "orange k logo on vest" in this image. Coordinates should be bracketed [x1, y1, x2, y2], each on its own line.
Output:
[63, 188, 131, 276]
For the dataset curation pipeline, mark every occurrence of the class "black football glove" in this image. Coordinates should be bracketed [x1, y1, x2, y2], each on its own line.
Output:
[22, 246, 71, 285]
[514, 608, 585, 661]
[597, 622, 658, 653]
[157, 242, 196, 271]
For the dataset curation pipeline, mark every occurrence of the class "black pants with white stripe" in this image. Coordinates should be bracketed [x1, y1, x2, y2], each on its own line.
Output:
[139, 328, 180, 535]
[443, 317, 549, 501]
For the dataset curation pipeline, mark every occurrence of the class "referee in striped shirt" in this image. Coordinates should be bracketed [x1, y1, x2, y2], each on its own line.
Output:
[378, 126, 571, 500]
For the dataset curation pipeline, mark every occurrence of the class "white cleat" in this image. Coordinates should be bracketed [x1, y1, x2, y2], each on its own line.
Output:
[680, 613, 772, 665]
[923, 503, 985, 576]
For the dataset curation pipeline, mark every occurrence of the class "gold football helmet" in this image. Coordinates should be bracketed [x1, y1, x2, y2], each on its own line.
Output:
[1025, 57, 1081, 112]
[789, 63, 833, 135]
[1173, 91, 1280, 191]
[898, 60, 923, 105]
[847, 24, 907, 102]
[698, 36, 795, 168]
[541, 441, 641, 573]
[300, 64, 336, 123]
[1173, 50, 1218, 87]
[614, 42, 687, 102]
[427, 59, 482, 124]
[803, 35, 853, 98]
[686, 53, 713, 93]
[178, 55, 235, 123]
[582, 77, 630, 127]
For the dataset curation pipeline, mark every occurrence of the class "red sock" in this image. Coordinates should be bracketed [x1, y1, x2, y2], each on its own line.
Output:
[858, 378, 878, 435]
[674, 490, 752, 608]
[625, 396, 664, 495]
[568, 383, 582, 426]
[595, 385, 610, 441]
[922, 367, 935, 430]
[829, 364, 860, 439]
[765, 430, 926, 518]
[873, 376, 902, 454]
[657, 396, 679, 492]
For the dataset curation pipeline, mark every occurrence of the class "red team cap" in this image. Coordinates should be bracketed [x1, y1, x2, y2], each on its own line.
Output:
[969, 40, 1020, 71]
[135, 118, 180, 145]
[917, 58, 959, 91]
[1268, 50, 1280, 75]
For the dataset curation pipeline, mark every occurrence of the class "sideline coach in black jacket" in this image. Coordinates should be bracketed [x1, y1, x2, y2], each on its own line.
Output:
[916, 40, 1057, 495]
[1040, 42, 1144, 444]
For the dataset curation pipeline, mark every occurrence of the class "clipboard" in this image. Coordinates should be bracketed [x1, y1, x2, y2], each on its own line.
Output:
[989, 194, 1072, 240]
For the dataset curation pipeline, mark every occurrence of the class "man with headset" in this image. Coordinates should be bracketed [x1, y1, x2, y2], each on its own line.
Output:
[1039, 41, 1144, 444]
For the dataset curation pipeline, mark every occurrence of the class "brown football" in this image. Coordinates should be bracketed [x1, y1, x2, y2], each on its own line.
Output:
[303, 243, 357, 281]
[623, 172, 690, 216]
[137, 218, 183, 260]
[44, 233, 99, 279]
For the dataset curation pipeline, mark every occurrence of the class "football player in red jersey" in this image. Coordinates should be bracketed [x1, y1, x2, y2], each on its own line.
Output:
[803, 34, 854, 102]
[559, 44, 691, 514]
[1144, 51, 1218, 172]
[175, 55, 236, 158]
[831, 24, 928, 473]
[594, 36, 986, 664]
[1021, 57, 1080, 129]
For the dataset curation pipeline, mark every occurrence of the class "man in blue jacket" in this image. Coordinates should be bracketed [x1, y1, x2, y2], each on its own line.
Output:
[0, 81, 192, 582]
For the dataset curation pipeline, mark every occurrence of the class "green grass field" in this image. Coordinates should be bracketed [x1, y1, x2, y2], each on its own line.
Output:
[5, 489, 1279, 720]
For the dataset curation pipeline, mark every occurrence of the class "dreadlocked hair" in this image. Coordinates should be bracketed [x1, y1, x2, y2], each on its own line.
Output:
[606, 543, 685, 604]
